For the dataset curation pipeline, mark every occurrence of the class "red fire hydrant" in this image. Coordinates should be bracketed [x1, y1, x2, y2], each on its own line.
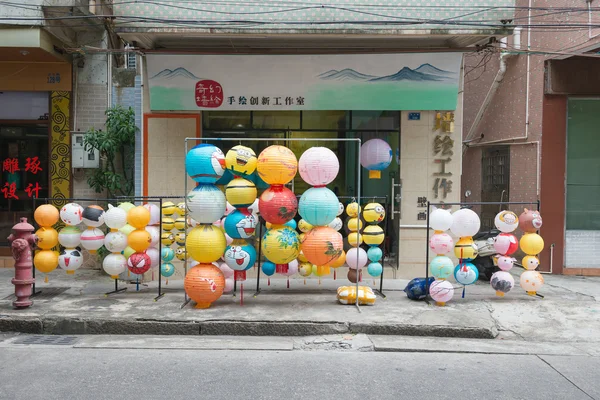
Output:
[7, 218, 37, 309]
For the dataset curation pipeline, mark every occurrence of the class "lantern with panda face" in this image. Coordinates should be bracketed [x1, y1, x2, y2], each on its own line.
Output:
[58, 247, 84, 274]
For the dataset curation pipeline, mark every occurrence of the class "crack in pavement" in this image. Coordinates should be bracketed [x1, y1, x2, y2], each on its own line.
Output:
[536, 355, 596, 400]
[482, 300, 526, 341]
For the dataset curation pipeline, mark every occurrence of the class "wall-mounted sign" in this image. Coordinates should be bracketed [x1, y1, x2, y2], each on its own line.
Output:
[0, 63, 71, 91]
[146, 53, 462, 111]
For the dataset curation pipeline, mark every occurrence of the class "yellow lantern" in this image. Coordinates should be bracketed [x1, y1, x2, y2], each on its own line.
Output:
[327, 250, 346, 268]
[34, 204, 59, 227]
[363, 203, 386, 224]
[161, 232, 174, 246]
[298, 219, 314, 233]
[35, 227, 59, 250]
[363, 225, 385, 246]
[454, 237, 478, 260]
[128, 206, 151, 229]
[346, 202, 360, 218]
[226, 145, 258, 176]
[120, 223, 135, 236]
[298, 251, 308, 263]
[34, 250, 59, 275]
[347, 217, 363, 232]
[257, 145, 298, 185]
[348, 232, 363, 247]
[225, 178, 257, 207]
[520, 233, 544, 255]
[261, 226, 299, 264]
[162, 217, 175, 232]
[128, 229, 152, 252]
[161, 201, 177, 216]
[186, 225, 227, 263]
[174, 217, 186, 231]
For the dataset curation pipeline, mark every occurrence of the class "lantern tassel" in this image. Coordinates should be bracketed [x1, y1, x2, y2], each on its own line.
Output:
[166, 278, 169, 285]
[334, 270, 337, 280]
[318, 278, 321, 285]
[287, 277, 290, 289]
[304, 279, 306, 285]
[268, 278, 271, 286]
[462, 286, 466, 298]
[240, 283, 244, 306]
[152, 270, 155, 281]
[44, 275, 48, 283]
[136, 278, 140, 291]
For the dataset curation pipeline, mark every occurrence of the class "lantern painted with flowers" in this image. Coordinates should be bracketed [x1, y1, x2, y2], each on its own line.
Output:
[360, 138, 392, 179]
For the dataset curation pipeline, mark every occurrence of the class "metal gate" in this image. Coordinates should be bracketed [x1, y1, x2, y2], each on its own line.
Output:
[481, 146, 510, 230]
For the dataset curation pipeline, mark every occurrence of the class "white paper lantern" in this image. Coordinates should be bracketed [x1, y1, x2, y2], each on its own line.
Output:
[143, 203, 161, 226]
[328, 217, 343, 231]
[104, 231, 128, 253]
[186, 185, 227, 224]
[299, 147, 340, 186]
[219, 262, 235, 279]
[224, 278, 234, 293]
[429, 208, 453, 232]
[104, 204, 127, 230]
[80, 228, 105, 252]
[58, 226, 81, 248]
[346, 247, 368, 270]
[429, 280, 454, 304]
[248, 198, 260, 215]
[103, 253, 127, 278]
[360, 139, 392, 179]
[146, 247, 160, 268]
[494, 210, 519, 233]
[60, 203, 84, 226]
[145, 225, 160, 248]
[283, 259, 299, 277]
[58, 248, 84, 274]
[450, 209, 481, 237]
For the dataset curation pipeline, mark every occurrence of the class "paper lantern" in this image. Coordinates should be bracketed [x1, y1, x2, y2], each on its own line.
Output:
[103, 253, 127, 278]
[301, 226, 343, 266]
[35, 227, 58, 250]
[298, 219, 313, 233]
[60, 203, 83, 226]
[175, 202, 186, 216]
[257, 145, 298, 185]
[104, 231, 128, 253]
[450, 209, 481, 237]
[429, 232, 454, 255]
[145, 226, 160, 247]
[161, 201, 177, 216]
[259, 185, 298, 224]
[347, 218, 363, 232]
[360, 138, 392, 179]
[128, 206, 151, 229]
[519, 209, 543, 233]
[161, 218, 175, 232]
[493, 233, 518, 256]
[337, 202, 344, 216]
[123, 246, 135, 260]
[127, 252, 151, 275]
[175, 232, 186, 247]
[429, 280, 454, 306]
[223, 278, 234, 293]
[520, 270, 544, 295]
[346, 202, 360, 218]
[120, 224, 136, 236]
[367, 262, 383, 277]
[364, 204, 385, 225]
[161, 247, 175, 262]
[225, 145, 257, 176]
[328, 250, 346, 268]
[298, 262, 312, 277]
[186, 144, 226, 183]
[494, 211, 519, 233]
[298, 147, 339, 186]
[248, 198, 260, 215]
[346, 247, 368, 270]
[261, 261, 276, 276]
[161, 232, 174, 246]
[453, 237, 478, 261]
[160, 262, 175, 278]
[298, 251, 308, 263]
[128, 229, 152, 252]
[285, 219, 298, 230]
[174, 217, 186, 231]
[491, 271, 515, 297]
[454, 262, 479, 285]
[363, 225, 384, 246]
[58, 248, 83, 274]
[261, 226, 300, 264]
[429, 208, 453, 232]
[175, 246, 186, 261]
[497, 255, 515, 271]
[82, 205, 105, 228]
[328, 217, 343, 231]
[348, 232, 363, 247]
[520, 233, 544, 255]
[58, 225, 81, 248]
[283, 260, 299, 277]
[225, 178, 257, 208]
[143, 203, 161, 226]
[347, 268, 361, 283]
[312, 264, 329, 277]
[34, 204, 59, 227]
[104, 205, 127, 230]
[218, 262, 234, 279]
[367, 247, 382, 262]
[184, 264, 225, 308]
[522, 255, 540, 270]
[80, 228, 105, 253]
[299, 187, 339, 226]
[145, 247, 160, 268]
[187, 225, 227, 263]
[187, 184, 227, 224]
[429, 256, 454, 280]
[223, 209, 257, 239]
[34, 250, 59, 274]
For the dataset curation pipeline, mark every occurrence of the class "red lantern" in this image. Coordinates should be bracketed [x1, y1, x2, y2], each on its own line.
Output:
[184, 264, 226, 309]
[127, 252, 151, 275]
[301, 226, 343, 266]
[259, 185, 298, 224]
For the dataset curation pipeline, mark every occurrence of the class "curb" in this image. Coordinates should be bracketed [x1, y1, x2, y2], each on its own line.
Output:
[0, 315, 498, 339]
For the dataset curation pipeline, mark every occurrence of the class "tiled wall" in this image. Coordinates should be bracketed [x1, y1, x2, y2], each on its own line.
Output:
[565, 230, 600, 268]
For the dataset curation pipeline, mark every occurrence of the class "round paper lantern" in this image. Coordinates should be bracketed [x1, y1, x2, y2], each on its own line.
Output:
[186, 144, 226, 183]
[328, 250, 346, 268]
[161, 201, 177, 217]
[123, 246, 135, 260]
[328, 217, 343, 231]
[283, 260, 299, 277]
[298, 262, 312, 277]
[520, 233, 544, 255]
[160, 262, 175, 278]
[347, 232, 363, 247]
[146, 247, 161, 268]
[367, 262, 383, 277]
[259, 185, 298, 224]
[80, 228, 105, 253]
[143, 203, 161, 226]
[367, 247, 382, 262]
[127, 252, 151, 275]
[103, 253, 127, 278]
[104, 205, 127, 230]
[454, 262, 479, 285]
[298, 147, 339, 186]
[225, 145, 257, 176]
[429, 232, 454, 255]
[128, 206, 151, 229]
[519, 209, 543, 233]
[58, 248, 83, 274]
[298, 219, 313, 233]
[225, 178, 257, 207]
[491, 271, 515, 296]
[223, 278, 234, 293]
[360, 139, 392, 179]
[161, 247, 175, 262]
[117, 202, 134, 214]
[145, 226, 160, 247]
[337, 202, 344, 216]
[174, 217, 186, 232]
[186, 225, 226, 263]
[429, 208, 453, 232]
[35, 227, 58, 250]
[429, 256, 454, 280]
[58, 225, 81, 248]
[82, 205, 105, 228]
[453, 237, 478, 261]
[346, 247, 368, 270]
[347, 218, 363, 232]
[347, 268, 361, 283]
[450, 209, 481, 237]
[175, 202, 186, 216]
[299, 187, 339, 226]
[184, 264, 225, 308]
[161, 232, 174, 246]
[520, 270, 544, 295]
[161, 218, 175, 232]
[224, 209, 257, 239]
[261, 261, 276, 276]
[218, 262, 234, 279]
[497, 255, 515, 271]
[128, 229, 152, 252]
[175, 246, 186, 261]
[120, 224, 136, 236]
[495, 211, 519, 233]
[301, 226, 343, 266]
[175, 232, 186, 247]
[429, 280, 454, 306]
[187, 184, 227, 224]
[104, 231, 128, 253]
[34, 250, 59, 274]
[494, 233, 519, 255]
[261, 226, 300, 264]
[34, 204, 59, 227]
[346, 202, 360, 218]
[363, 203, 386, 224]
[257, 145, 298, 185]
[60, 203, 84, 226]
[363, 225, 384, 246]
[298, 251, 308, 263]
[522, 255, 540, 270]
[285, 219, 298, 230]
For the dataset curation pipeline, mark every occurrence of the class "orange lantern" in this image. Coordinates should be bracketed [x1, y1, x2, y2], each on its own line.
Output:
[128, 229, 152, 252]
[35, 227, 59, 250]
[301, 226, 343, 266]
[327, 250, 346, 268]
[34, 204, 59, 227]
[184, 264, 226, 309]
[127, 206, 151, 229]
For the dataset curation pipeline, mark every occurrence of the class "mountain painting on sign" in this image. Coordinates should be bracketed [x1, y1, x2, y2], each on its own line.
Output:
[146, 53, 462, 111]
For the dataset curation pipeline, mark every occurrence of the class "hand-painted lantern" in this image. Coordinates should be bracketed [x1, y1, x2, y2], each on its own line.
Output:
[58, 247, 84, 274]
[184, 264, 225, 309]
[429, 279, 454, 306]
[301, 226, 343, 276]
[60, 203, 83, 226]
[360, 138, 392, 179]
[82, 205, 105, 228]
[225, 145, 257, 177]
[185, 144, 226, 184]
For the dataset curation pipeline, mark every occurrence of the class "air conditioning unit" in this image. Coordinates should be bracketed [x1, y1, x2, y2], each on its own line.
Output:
[71, 132, 99, 169]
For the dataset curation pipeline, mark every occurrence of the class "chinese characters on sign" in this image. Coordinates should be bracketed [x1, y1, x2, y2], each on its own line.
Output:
[432, 112, 454, 200]
[195, 80, 223, 108]
[1, 157, 43, 200]
[226, 96, 305, 107]
[417, 197, 428, 208]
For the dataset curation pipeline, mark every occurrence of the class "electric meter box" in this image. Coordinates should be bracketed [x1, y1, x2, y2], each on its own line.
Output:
[71, 132, 99, 169]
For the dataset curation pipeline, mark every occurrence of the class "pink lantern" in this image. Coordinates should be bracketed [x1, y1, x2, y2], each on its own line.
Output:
[346, 247, 368, 270]
[299, 147, 340, 187]
[219, 262, 234, 279]
[360, 139, 392, 179]
[429, 280, 454, 306]
[493, 233, 518, 255]
[429, 233, 454, 255]
[143, 203, 161, 226]
[283, 259, 299, 276]
[145, 247, 160, 268]
[497, 256, 515, 271]
[224, 278, 234, 293]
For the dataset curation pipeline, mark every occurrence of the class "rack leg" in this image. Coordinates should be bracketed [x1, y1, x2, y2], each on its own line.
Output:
[105, 279, 127, 296]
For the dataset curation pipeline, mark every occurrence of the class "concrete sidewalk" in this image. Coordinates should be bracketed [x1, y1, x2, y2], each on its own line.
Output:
[0, 268, 599, 340]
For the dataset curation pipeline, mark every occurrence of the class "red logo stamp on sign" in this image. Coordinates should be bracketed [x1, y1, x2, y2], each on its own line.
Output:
[195, 80, 223, 108]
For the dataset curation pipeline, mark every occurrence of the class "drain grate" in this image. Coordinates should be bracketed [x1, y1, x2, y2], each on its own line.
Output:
[13, 335, 79, 346]
[3, 287, 70, 301]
